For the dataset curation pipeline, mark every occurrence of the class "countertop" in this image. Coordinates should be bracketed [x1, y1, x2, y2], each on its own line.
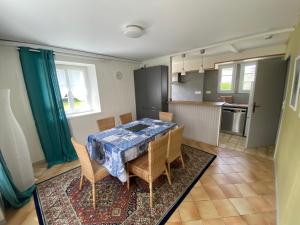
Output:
[168, 101, 225, 107]
[223, 103, 249, 108]
[168, 101, 249, 108]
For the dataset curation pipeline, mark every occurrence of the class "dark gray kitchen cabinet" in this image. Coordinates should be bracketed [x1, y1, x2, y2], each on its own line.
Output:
[134, 65, 168, 119]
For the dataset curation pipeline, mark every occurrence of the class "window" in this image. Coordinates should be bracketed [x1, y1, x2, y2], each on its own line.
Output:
[218, 64, 237, 93]
[239, 62, 256, 93]
[55, 62, 100, 116]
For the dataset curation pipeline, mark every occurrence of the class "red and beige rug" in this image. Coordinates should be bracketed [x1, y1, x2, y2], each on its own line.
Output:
[34, 145, 216, 225]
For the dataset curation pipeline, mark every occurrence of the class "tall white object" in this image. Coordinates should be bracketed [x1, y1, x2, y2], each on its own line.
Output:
[0, 89, 35, 191]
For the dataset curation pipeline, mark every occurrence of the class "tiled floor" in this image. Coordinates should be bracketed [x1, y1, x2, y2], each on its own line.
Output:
[219, 132, 275, 160]
[165, 139, 276, 225]
[5, 139, 276, 225]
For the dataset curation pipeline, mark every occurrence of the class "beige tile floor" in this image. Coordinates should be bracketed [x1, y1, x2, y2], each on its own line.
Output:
[5, 139, 276, 225]
[219, 132, 275, 160]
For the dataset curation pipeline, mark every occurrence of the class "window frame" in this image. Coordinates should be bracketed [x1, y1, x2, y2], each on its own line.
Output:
[56, 63, 93, 116]
[238, 62, 257, 93]
[289, 55, 300, 111]
[217, 64, 237, 93]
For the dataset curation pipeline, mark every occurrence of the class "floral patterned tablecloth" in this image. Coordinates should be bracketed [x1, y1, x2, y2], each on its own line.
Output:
[87, 118, 176, 182]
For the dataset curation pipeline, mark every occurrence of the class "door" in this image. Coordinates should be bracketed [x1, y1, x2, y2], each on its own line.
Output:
[246, 58, 287, 148]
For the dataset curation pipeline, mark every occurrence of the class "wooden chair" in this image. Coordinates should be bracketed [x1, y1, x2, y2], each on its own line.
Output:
[120, 113, 133, 124]
[167, 126, 185, 177]
[127, 134, 171, 208]
[159, 112, 174, 122]
[97, 117, 115, 131]
[71, 138, 109, 209]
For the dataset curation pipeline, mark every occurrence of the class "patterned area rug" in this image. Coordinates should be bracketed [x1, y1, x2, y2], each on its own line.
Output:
[34, 145, 216, 225]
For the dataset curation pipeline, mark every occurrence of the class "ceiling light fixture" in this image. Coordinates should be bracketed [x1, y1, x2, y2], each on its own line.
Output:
[181, 54, 186, 75]
[124, 25, 144, 38]
[199, 49, 205, 74]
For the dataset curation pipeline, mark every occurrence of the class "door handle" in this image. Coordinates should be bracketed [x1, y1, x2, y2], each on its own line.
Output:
[252, 102, 261, 113]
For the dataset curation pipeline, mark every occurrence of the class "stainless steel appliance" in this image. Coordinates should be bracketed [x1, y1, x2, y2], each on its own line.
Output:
[221, 106, 247, 136]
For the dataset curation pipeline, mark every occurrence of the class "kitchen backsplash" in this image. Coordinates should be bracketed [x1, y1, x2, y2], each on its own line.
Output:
[171, 69, 249, 104]
[172, 72, 204, 101]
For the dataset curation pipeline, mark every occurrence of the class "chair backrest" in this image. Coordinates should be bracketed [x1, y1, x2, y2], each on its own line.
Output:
[159, 112, 173, 122]
[120, 113, 133, 124]
[71, 138, 94, 180]
[148, 134, 169, 181]
[97, 117, 115, 131]
[167, 126, 184, 162]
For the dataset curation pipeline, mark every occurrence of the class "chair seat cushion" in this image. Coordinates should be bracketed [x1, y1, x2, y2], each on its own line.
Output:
[91, 160, 109, 181]
[128, 153, 149, 182]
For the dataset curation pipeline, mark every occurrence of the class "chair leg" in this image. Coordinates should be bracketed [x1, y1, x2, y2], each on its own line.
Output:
[79, 173, 83, 190]
[92, 183, 96, 209]
[167, 162, 171, 180]
[127, 163, 130, 190]
[149, 182, 153, 208]
[127, 174, 130, 190]
[165, 166, 172, 185]
[180, 154, 185, 169]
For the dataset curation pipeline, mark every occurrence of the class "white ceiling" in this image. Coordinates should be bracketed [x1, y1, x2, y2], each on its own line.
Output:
[0, 0, 299, 61]
[172, 32, 291, 62]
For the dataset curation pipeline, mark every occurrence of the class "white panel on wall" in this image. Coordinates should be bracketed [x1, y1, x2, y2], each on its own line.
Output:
[169, 104, 221, 145]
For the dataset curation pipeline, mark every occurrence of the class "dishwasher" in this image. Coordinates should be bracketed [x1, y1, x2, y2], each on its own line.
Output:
[221, 106, 247, 136]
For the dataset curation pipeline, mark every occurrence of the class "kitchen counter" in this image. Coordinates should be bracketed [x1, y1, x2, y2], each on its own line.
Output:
[168, 101, 225, 107]
[223, 103, 249, 108]
[169, 100, 223, 145]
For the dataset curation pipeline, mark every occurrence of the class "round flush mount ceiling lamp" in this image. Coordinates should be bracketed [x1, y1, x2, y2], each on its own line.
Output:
[124, 25, 144, 38]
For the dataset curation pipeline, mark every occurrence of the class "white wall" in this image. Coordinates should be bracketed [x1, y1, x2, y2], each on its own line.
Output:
[55, 54, 139, 144]
[0, 46, 44, 162]
[0, 46, 139, 162]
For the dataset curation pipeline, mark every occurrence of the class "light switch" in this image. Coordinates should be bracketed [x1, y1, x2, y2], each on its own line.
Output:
[206, 90, 211, 94]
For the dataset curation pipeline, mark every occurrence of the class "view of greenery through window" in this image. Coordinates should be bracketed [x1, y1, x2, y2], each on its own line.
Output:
[62, 96, 83, 110]
[56, 66, 90, 114]
[241, 64, 256, 91]
[220, 67, 234, 91]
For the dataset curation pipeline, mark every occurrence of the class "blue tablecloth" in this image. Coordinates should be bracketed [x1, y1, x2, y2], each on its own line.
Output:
[86, 118, 177, 182]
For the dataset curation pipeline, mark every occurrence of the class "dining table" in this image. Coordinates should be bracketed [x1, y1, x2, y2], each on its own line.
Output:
[86, 118, 177, 182]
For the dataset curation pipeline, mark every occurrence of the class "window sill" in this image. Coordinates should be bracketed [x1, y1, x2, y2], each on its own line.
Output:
[66, 110, 101, 119]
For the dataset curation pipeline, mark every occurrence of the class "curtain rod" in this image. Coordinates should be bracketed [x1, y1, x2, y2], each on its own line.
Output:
[0, 39, 141, 64]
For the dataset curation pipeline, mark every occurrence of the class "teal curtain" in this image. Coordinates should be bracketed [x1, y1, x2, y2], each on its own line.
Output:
[19, 47, 77, 167]
[0, 150, 35, 208]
